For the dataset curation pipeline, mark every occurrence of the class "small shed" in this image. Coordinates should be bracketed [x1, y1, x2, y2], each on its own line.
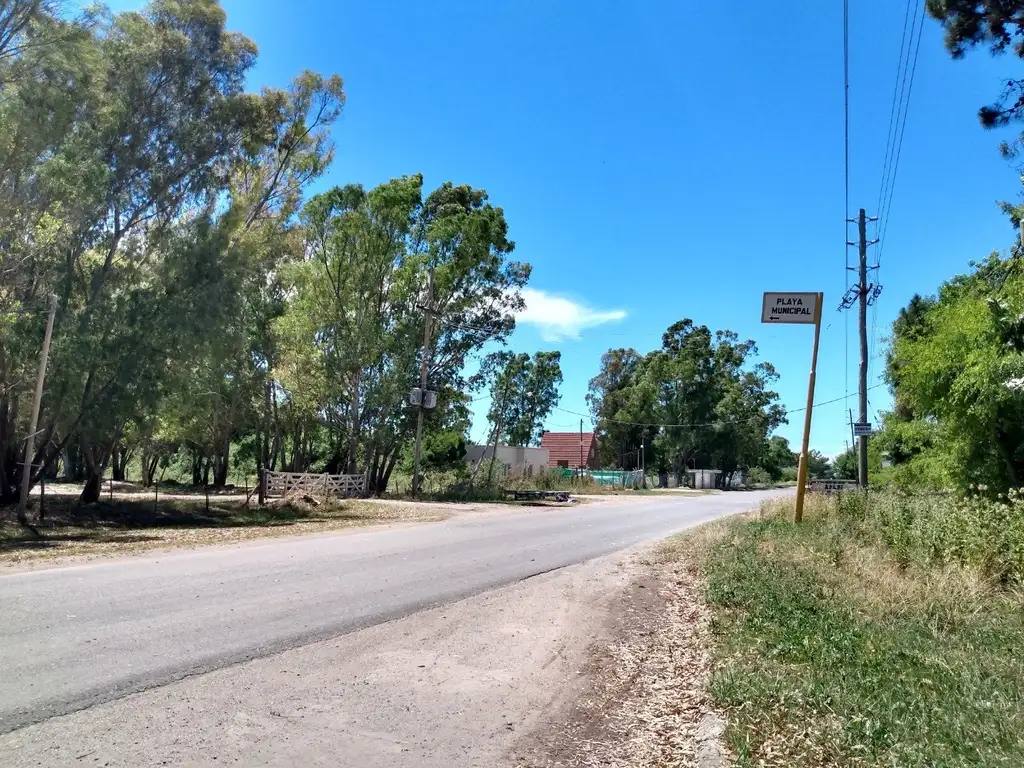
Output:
[687, 468, 722, 490]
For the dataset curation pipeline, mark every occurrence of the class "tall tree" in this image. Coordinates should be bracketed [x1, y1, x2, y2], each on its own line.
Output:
[479, 351, 562, 447]
[928, 1, 1024, 155]
[0, 0, 345, 503]
[890, 251, 1024, 490]
[587, 348, 648, 467]
[278, 175, 529, 494]
[588, 320, 783, 484]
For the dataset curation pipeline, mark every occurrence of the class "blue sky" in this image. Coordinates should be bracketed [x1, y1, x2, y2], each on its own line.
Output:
[113, 1, 1024, 455]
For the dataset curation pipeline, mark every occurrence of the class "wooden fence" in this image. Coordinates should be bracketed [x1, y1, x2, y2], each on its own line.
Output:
[259, 470, 368, 504]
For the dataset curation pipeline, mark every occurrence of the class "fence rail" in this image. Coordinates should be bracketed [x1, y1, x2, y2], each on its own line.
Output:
[259, 470, 367, 503]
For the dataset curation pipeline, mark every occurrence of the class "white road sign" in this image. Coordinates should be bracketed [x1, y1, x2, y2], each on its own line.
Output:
[853, 422, 872, 437]
[761, 292, 819, 324]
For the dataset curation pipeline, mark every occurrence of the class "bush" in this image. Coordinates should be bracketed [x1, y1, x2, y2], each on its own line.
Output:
[702, 504, 1024, 766]
[747, 467, 772, 487]
[804, 488, 1024, 584]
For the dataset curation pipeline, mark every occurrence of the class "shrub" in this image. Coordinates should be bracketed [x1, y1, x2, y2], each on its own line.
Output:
[817, 488, 1024, 584]
[747, 467, 772, 487]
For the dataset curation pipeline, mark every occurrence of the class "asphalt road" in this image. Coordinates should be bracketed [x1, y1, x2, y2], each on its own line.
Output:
[0, 489, 787, 735]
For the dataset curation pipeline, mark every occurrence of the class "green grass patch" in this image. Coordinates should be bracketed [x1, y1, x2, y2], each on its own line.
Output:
[702, 499, 1024, 767]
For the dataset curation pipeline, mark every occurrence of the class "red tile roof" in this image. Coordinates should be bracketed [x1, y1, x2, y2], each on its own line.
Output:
[540, 432, 598, 468]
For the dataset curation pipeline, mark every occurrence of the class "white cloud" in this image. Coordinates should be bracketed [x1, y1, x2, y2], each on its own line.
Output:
[517, 288, 627, 341]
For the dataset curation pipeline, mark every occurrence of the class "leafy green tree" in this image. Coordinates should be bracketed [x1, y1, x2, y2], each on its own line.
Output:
[805, 450, 832, 480]
[479, 351, 562, 447]
[928, 2, 1024, 133]
[0, 0, 345, 503]
[889, 253, 1024, 490]
[587, 348, 649, 468]
[279, 176, 528, 493]
[588, 320, 783, 485]
[0, 0, 534, 509]
[759, 435, 797, 481]
[832, 448, 858, 481]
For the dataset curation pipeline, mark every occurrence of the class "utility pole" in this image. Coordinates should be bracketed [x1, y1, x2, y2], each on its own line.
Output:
[640, 435, 645, 487]
[848, 408, 855, 453]
[856, 209, 869, 487]
[579, 418, 584, 473]
[18, 294, 58, 524]
[411, 269, 434, 496]
[841, 208, 879, 489]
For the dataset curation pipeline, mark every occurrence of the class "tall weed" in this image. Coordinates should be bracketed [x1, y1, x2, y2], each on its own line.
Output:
[806, 488, 1024, 583]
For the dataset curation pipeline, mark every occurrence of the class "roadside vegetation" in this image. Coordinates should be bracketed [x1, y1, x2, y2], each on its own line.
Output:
[673, 11, 1024, 759]
[695, 493, 1024, 767]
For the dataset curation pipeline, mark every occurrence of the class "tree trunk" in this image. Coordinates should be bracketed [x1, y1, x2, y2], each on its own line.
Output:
[347, 373, 360, 475]
[0, 391, 17, 502]
[212, 442, 230, 486]
[111, 439, 126, 482]
[141, 451, 159, 487]
[290, 426, 302, 473]
[380, 451, 400, 496]
[262, 378, 272, 472]
[79, 437, 113, 504]
[80, 470, 102, 504]
[62, 445, 77, 481]
[673, 456, 684, 487]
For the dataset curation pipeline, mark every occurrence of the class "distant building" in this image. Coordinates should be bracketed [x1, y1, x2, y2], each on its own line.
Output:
[540, 431, 601, 470]
[465, 445, 549, 477]
[687, 468, 722, 490]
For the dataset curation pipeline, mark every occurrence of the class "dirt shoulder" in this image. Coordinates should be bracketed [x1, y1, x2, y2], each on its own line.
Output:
[0, 495, 450, 571]
[513, 522, 732, 768]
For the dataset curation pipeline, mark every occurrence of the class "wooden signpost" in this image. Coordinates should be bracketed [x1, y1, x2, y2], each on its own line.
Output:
[761, 291, 823, 523]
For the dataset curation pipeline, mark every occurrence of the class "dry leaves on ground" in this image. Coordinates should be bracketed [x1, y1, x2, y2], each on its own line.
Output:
[523, 536, 730, 768]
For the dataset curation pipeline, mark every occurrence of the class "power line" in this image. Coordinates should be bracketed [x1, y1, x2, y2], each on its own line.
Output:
[843, 0, 852, 425]
[415, 304, 504, 338]
[876, 0, 926, 267]
[873, 0, 916, 231]
[553, 384, 886, 430]
[865, 0, 924, 393]
[843, 0, 851, 272]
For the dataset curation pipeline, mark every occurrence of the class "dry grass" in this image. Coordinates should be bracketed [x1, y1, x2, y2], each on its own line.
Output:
[598, 552, 729, 767]
[702, 497, 1024, 767]
[0, 492, 449, 567]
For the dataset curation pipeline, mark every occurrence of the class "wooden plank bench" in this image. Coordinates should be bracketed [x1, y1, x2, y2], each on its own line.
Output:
[502, 489, 571, 503]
